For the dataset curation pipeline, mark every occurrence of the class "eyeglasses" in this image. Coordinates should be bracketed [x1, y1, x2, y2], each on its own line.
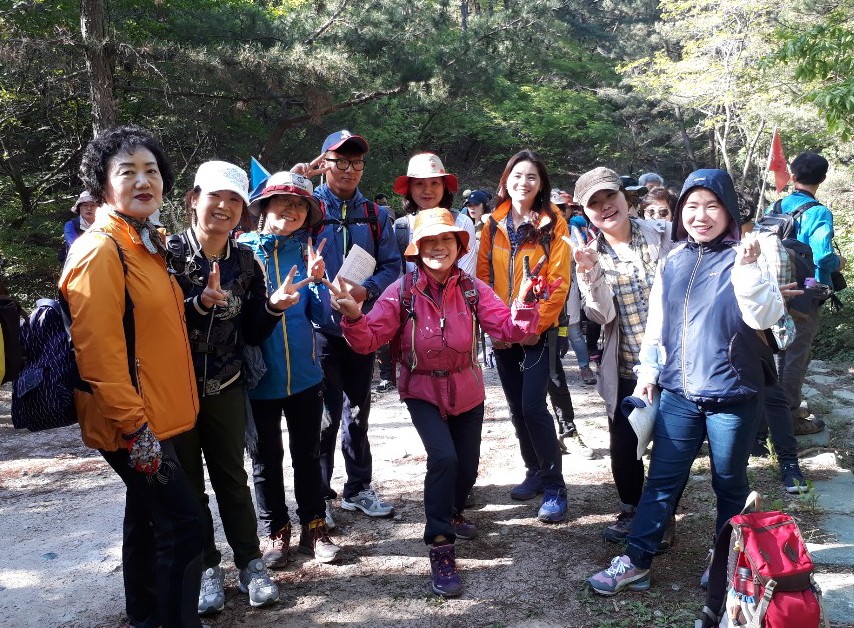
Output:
[643, 207, 671, 219]
[269, 197, 309, 211]
[325, 158, 366, 171]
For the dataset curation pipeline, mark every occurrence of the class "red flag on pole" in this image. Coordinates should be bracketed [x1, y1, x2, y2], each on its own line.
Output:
[769, 129, 791, 191]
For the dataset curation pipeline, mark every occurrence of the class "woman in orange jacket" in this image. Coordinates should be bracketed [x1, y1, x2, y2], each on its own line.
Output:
[60, 126, 205, 628]
[476, 150, 571, 523]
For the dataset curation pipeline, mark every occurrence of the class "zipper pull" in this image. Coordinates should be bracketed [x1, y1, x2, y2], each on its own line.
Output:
[440, 317, 446, 331]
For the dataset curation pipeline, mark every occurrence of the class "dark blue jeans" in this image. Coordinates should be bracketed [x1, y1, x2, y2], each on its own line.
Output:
[626, 390, 759, 569]
[316, 332, 376, 500]
[406, 399, 484, 545]
[101, 440, 204, 628]
[494, 338, 565, 490]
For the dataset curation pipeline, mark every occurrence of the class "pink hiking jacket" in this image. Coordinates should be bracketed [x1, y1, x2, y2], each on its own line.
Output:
[341, 268, 539, 417]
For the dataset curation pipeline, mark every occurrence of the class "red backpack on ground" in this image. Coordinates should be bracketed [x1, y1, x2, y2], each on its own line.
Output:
[696, 493, 829, 628]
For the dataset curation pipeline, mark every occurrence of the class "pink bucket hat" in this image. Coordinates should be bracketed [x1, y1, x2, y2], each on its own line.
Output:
[393, 153, 459, 195]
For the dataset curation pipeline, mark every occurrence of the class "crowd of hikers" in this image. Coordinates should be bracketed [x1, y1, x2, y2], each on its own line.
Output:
[38, 123, 846, 626]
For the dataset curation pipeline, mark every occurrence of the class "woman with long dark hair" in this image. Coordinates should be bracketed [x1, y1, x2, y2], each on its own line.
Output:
[476, 150, 571, 523]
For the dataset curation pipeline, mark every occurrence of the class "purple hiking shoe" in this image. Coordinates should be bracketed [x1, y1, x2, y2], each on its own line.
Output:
[429, 543, 462, 597]
[588, 555, 650, 596]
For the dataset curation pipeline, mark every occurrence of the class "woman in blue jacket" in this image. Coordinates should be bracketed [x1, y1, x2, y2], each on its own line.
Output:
[238, 171, 340, 567]
[587, 169, 785, 595]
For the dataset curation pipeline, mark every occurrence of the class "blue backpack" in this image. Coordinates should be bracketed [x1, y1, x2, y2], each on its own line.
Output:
[11, 234, 134, 431]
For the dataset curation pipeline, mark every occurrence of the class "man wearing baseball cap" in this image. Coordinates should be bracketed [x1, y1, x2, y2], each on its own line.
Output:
[293, 130, 401, 526]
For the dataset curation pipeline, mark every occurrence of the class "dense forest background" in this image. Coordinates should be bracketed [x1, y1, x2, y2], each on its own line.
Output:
[3, 0, 854, 356]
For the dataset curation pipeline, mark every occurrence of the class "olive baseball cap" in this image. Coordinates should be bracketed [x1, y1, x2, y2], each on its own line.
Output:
[574, 167, 622, 208]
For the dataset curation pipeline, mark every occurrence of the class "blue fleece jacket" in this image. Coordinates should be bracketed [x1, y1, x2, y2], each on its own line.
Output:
[768, 190, 841, 285]
[312, 185, 401, 336]
[238, 231, 330, 399]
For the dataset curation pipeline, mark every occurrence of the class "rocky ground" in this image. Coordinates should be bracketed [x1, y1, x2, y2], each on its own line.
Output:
[0, 357, 852, 628]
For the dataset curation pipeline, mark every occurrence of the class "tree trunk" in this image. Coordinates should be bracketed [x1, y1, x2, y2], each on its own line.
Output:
[673, 105, 698, 170]
[80, 0, 117, 136]
[461, 0, 469, 31]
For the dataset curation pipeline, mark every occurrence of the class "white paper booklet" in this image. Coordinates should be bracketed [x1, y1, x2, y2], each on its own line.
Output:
[334, 243, 376, 286]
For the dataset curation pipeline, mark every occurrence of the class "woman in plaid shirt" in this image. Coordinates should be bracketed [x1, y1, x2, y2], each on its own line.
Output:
[572, 167, 674, 547]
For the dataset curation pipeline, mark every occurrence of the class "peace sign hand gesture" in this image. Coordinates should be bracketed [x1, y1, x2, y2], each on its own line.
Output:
[200, 262, 229, 309]
[563, 230, 598, 274]
[268, 265, 312, 312]
[306, 237, 327, 282]
[323, 277, 362, 319]
[291, 153, 331, 179]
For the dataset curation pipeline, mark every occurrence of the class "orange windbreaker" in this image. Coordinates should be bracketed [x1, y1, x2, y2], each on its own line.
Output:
[476, 200, 570, 335]
[59, 214, 199, 451]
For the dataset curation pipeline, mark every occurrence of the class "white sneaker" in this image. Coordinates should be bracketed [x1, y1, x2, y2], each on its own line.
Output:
[341, 488, 394, 518]
[198, 566, 225, 615]
[239, 558, 279, 608]
[325, 499, 336, 530]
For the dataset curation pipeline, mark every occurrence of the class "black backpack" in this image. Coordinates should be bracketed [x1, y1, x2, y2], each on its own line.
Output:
[754, 200, 829, 313]
[11, 234, 135, 431]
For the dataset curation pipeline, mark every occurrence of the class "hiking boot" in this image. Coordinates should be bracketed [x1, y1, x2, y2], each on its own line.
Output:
[510, 471, 544, 501]
[655, 516, 676, 555]
[261, 523, 291, 570]
[602, 503, 636, 542]
[452, 514, 477, 540]
[580, 366, 597, 385]
[557, 418, 578, 438]
[751, 438, 770, 458]
[341, 488, 394, 517]
[558, 438, 569, 454]
[563, 433, 595, 459]
[464, 491, 475, 508]
[700, 548, 713, 589]
[793, 416, 826, 435]
[793, 405, 811, 420]
[324, 499, 336, 530]
[197, 566, 225, 615]
[298, 518, 340, 563]
[537, 487, 568, 523]
[588, 555, 650, 596]
[781, 461, 810, 494]
[375, 379, 394, 393]
[238, 558, 279, 608]
[429, 543, 462, 597]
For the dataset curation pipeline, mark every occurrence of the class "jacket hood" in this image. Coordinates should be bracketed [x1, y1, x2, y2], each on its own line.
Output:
[673, 169, 741, 243]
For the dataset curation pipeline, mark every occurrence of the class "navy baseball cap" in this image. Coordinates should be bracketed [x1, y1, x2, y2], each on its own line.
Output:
[321, 130, 369, 154]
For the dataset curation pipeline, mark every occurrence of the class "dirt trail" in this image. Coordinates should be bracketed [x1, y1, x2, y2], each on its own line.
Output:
[0, 361, 850, 627]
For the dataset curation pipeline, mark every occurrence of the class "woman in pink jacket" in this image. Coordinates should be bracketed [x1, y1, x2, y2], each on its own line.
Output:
[326, 208, 539, 598]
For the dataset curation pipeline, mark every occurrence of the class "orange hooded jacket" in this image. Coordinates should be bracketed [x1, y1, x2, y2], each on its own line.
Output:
[59, 213, 199, 451]
[476, 200, 570, 334]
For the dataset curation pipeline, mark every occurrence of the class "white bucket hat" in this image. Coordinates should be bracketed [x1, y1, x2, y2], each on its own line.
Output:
[194, 161, 250, 206]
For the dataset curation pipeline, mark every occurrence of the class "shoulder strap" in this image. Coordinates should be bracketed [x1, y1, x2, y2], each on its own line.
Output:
[487, 216, 499, 288]
[391, 271, 417, 369]
[458, 273, 479, 319]
[364, 200, 382, 259]
[236, 242, 256, 279]
[74, 232, 137, 393]
[790, 200, 821, 220]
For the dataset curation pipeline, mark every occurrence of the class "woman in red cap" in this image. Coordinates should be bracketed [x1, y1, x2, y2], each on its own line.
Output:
[326, 208, 540, 598]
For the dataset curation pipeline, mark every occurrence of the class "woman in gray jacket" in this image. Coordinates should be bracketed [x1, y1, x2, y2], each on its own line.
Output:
[571, 167, 673, 547]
